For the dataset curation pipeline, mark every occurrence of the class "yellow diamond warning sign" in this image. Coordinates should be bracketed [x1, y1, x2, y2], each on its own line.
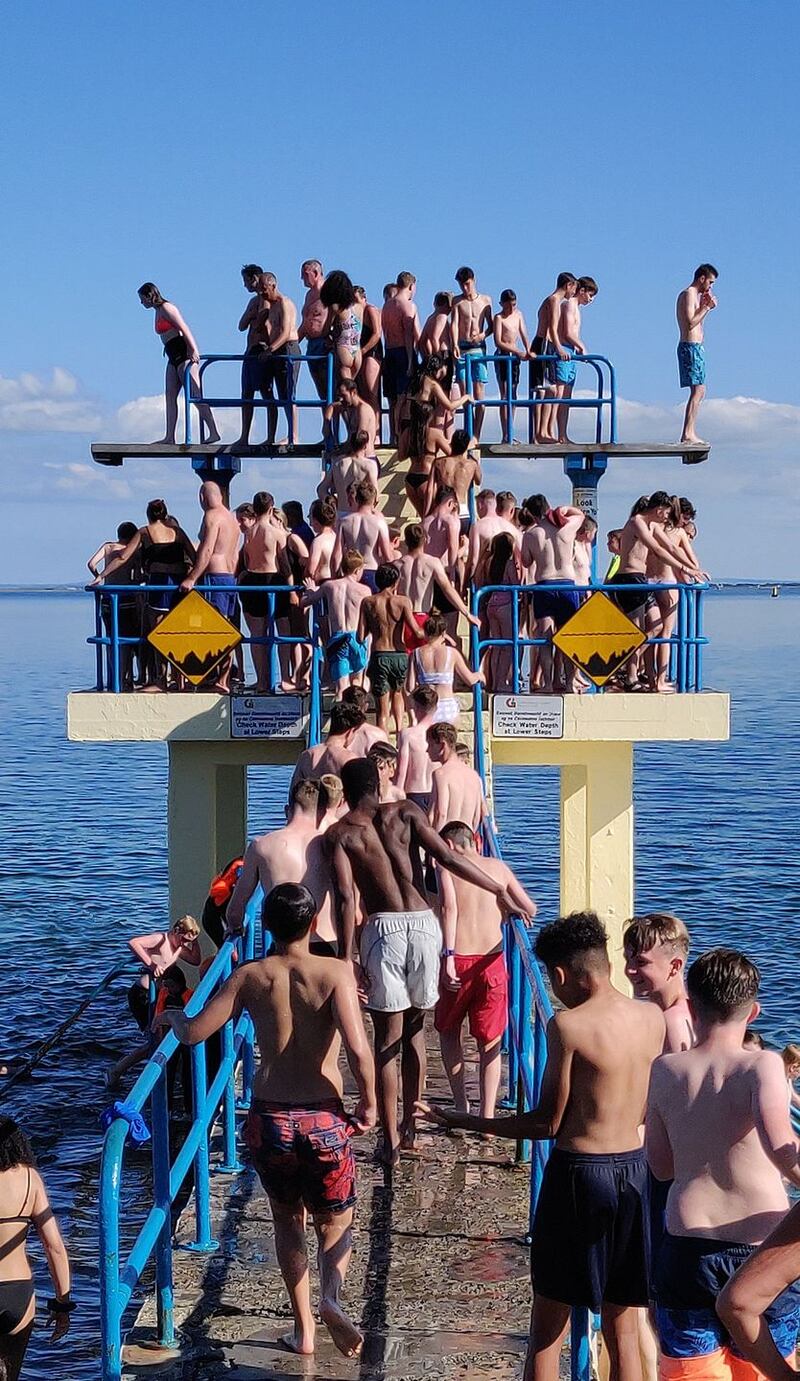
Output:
[552, 591, 646, 686]
[147, 589, 241, 685]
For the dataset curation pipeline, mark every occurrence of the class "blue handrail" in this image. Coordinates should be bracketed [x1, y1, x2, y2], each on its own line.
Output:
[464, 352, 617, 445]
[185, 352, 336, 445]
[472, 581, 709, 694]
[99, 899, 258, 1380]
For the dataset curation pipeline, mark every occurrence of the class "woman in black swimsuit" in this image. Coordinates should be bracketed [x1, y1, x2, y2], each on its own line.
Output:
[353, 286, 383, 421]
[0, 1117, 71, 1380]
[93, 499, 196, 688]
[138, 282, 220, 445]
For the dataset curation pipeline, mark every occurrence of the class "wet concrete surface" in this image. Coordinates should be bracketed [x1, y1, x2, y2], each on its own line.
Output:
[123, 1026, 537, 1379]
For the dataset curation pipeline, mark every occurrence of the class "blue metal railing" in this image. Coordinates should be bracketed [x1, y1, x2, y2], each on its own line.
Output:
[88, 584, 324, 744]
[99, 901, 259, 1381]
[185, 351, 336, 445]
[464, 351, 617, 445]
[470, 581, 708, 694]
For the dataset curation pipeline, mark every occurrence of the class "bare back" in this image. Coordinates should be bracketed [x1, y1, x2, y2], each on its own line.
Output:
[239, 956, 348, 1102]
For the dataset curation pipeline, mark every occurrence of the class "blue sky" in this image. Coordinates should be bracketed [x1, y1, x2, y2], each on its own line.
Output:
[1, 0, 798, 581]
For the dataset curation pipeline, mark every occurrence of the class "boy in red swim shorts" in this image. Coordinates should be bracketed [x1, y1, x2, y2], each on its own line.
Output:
[155, 882, 376, 1361]
[434, 820, 536, 1118]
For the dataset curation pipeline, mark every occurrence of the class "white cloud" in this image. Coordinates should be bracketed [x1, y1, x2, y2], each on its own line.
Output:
[0, 368, 103, 432]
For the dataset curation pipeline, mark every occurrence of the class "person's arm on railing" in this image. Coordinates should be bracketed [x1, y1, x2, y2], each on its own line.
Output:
[31, 1172, 72, 1336]
[331, 967, 377, 1132]
[87, 542, 112, 578]
[451, 645, 485, 689]
[498, 863, 537, 921]
[153, 966, 245, 1044]
[89, 529, 143, 585]
[128, 932, 164, 970]
[428, 379, 473, 414]
[225, 846, 260, 935]
[432, 560, 480, 626]
[419, 1011, 571, 1136]
[629, 515, 698, 577]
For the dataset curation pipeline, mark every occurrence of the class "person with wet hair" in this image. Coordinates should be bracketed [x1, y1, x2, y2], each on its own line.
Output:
[137, 282, 220, 445]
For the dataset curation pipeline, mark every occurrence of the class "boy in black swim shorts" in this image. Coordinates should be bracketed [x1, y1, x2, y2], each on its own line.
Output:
[421, 911, 666, 1381]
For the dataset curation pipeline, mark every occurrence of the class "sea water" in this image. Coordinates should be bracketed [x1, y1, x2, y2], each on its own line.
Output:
[0, 591, 797, 1376]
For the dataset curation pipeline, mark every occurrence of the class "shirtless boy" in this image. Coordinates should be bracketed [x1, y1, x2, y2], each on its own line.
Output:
[676, 264, 718, 445]
[466, 490, 520, 583]
[333, 379, 378, 456]
[624, 912, 694, 1054]
[318, 430, 379, 518]
[610, 492, 698, 691]
[522, 495, 585, 692]
[422, 911, 665, 1381]
[451, 267, 493, 439]
[418, 292, 454, 360]
[646, 948, 800, 1381]
[332, 479, 394, 591]
[302, 551, 369, 696]
[325, 757, 518, 1163]
[157, 882, 376, 1358]
[259, 273, 300, 446]
[357, 564, 421, 735]
[573, 515, 597, 593]
[305, 498, 337, 585]
[435, 820, 536, 1120]
[226, 778, 337, 952]
[433, 430, 481, 530]
[236, 263, 268, 446]
[382, 272, 420, 442]
[396, 685, 440, 810]
[238, 490, 292, 692]
[555, 276, 597, 442]
[396, 523, 477, 648]
[532, 273, 578, 444]
[367, 741, 404, 802]
[493, 289, 532, 443]
[297, 259, 331, 411]
[181, 482, 240, 692]
[291, 699, 375, 787]
[427, 722, 486, 832]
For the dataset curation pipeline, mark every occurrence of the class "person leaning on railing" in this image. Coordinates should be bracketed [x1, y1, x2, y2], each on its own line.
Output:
[0, 1117, 72, 1381]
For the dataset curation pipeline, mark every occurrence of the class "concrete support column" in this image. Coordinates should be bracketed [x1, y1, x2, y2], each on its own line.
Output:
[167, 743, 248, 921]
[559, 743, 634, 987]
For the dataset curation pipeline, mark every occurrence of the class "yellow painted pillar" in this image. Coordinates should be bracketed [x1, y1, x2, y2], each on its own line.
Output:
[559, 743, 634, 988]
[167, 743, 248, 921]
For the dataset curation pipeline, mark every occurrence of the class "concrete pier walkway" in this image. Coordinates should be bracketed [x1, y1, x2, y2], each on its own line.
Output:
[123, 1030, 532, 1379]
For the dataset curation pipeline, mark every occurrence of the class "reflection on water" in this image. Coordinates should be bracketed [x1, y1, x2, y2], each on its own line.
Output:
[0, 591, 798, 1375]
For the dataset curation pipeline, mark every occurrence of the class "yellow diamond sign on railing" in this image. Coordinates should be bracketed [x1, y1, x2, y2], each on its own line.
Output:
[552, 590, 646, 686]
[147, 589, 242, 685]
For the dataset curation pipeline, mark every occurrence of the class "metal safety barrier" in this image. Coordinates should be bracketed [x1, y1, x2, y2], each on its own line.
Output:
[470, 580, 708, 695]
[98, 902, 259, 1381]
[187, 351, 336, 445]
[463, 351, 617, 445]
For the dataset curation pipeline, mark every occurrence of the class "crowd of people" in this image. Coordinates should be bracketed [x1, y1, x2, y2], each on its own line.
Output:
[138, 260, 717, 449]
[88, 473, 708, 698]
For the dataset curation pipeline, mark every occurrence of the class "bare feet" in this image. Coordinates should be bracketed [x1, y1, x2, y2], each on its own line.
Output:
[399, 1123, 420, 1156]
[375, 1137, 400, 1168]
[280, 1327, 314, 1355]
[680, 434, 707, 446]
[320, 1299, 363, 1358]
[152, 437, 175, 446]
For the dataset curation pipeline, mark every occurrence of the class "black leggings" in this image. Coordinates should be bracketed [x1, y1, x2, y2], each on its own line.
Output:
[0, 1318, 35, 1381]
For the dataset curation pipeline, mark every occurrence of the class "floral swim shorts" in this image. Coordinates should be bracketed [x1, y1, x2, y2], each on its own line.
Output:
[244, 1099, 356, 1214]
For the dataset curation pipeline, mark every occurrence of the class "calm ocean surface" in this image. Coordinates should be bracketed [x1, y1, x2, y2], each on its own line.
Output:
[0, 591, 798, 1376]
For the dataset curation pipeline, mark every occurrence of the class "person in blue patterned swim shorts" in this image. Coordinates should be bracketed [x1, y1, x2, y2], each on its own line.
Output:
[676, 263, 718, 445]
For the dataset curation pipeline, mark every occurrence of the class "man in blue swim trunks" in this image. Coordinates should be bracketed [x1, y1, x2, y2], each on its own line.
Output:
[676, 263, 718, 446]
[555, 275, 598, 442]
[422, 911, 665, 1381]
[646, 947, 800, 1381]
[302, 551, 370, 697]
[451, 267, 493, 439]
[181, 481, 241, 690]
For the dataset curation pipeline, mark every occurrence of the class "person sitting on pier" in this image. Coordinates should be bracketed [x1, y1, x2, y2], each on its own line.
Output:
[521, 495, 584, 693]
[427, 721, 487, 830]
[258, 272, 301, 448]
[623, 912, 694, 1054]
[677, 263, 718, 446]
[318, 430, 379, 519]
[235, 264, 269, 447]
[531, 272, 578, 444]
[325, 757, 518, 1165]
[302, 549, 369, 697]
[226, 779, 338, 955]
[451, 267, 493, 440]
[420, 911, 665, 1381]
[396, 685, 440, 811]
[382, 271, 420, 444]
[332, 479, 394, 592]
[137, 282, 220, 445]
[435, 820, 536, 1123]
[357, 564, 421, 737]
[353, 285, 383, 420]
[555, 275, 598, 443]
[158, 882, 377, 1358]
[432, 429, 481, 532]
[493, 289, 532, 444]
[646, 948, 800, 1381]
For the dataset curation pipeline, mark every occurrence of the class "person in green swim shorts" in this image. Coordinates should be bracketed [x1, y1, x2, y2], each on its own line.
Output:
[357, 563, 422, 737]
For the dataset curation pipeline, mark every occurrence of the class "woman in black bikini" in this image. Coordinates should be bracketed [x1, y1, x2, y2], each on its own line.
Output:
[0, 1117, 71, 1381]
[138, 282, 220, 445]
[92, 499, 196, 689]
